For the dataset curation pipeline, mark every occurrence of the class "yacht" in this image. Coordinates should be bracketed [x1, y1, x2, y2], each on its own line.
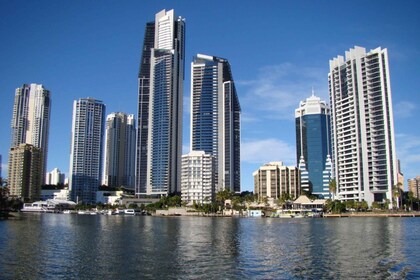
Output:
[21, 201, 56, 213]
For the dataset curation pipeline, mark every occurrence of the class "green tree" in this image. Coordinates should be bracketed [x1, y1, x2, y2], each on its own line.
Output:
[345, 200, 355, 211]
[371, 201, 381, 210]
[408, 191, 414, 211]
[0, 186, 10, 212]
[216, 189, 234, 209]
[329, 179, 337, 200]
[393, 183, 402, 210]
[325, 199, 345, 214]
[360, 201, 369, 211]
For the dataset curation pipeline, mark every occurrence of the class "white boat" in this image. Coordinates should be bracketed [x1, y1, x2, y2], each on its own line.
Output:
[22, 199, 76, 213]
[278, 213, 294, 218]
[124, 209, 141, 215]
[124, 209, 135, 215]
[21, 202, 55, 213]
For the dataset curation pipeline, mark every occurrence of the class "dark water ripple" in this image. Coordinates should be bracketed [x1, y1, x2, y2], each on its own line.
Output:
[0, 214, 419, 279]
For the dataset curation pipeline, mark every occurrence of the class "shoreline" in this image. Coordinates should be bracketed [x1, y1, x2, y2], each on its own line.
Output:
[323, 212, 420, 218]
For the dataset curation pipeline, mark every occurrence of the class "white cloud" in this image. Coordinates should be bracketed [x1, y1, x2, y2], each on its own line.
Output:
[393, 101, 416, 119]
[241, 138, 296, 166]
[237, 63, 329, 121]
[1, 163, 8, 179]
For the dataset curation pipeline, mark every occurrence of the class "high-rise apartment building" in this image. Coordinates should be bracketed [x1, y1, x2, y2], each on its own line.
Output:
[190, 54, 241, 193]
[103, 112, 136, 189]
[8, 144, 42, 201]
[136, 9, 185, 196]
[253, 162, 300, 201]
[10, 83, 51, 184]
[45, 168, 65, 185]
[408, 176, 420, 199]
[295, 94, 332, 198]
[328, 46, 397, 207]
[69, 98, 105, 204]
[181, 151, 215, 205]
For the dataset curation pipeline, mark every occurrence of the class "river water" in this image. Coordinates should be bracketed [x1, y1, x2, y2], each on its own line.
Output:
[0, 214, 419, 279]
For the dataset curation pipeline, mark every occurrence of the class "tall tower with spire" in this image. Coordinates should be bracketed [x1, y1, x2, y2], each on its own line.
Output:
[135, 9, 185, 196]
[295, 93, 332, 198]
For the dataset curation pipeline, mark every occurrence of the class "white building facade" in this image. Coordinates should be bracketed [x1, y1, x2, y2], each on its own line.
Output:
[328, 46, 397, 207]
[181, 151, 215, 205]
[45, 168, 65, 185]
[69, 98, 105, 204]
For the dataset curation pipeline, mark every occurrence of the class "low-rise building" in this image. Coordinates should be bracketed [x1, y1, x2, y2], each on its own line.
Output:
[96, 190, 123, 205]
[181, 151, 215, 205]
[41, 188, 70, 201]
[253, 162, 300, 202]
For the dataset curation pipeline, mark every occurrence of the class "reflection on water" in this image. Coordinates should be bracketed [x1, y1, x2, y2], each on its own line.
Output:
[0, 214, 419, 279]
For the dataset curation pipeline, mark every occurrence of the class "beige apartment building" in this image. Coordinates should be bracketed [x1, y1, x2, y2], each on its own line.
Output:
[8, 143, 42, 201]
[253, 162, 300, 201]
[408, 176, 420, 199]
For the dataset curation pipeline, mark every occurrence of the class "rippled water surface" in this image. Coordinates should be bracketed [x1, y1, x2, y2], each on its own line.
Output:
[0, 214, 419, 279]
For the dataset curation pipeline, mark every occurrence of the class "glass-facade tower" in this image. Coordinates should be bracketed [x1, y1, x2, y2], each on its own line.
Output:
[295, 94, 331, 198]
[191, 54, 241, 193]
[136, 9, 185, 196]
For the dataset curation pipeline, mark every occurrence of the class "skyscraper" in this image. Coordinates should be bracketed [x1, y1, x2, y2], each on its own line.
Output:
[69, 98, 105, 204]
[45, 168, 65, 185]
[10, 83, 51, 184]
[136, 9, 185, 196]
[8, 144, 42, 201]
[295, 94, 332, 198]
[103, 112, 136, 189]
[328, 46, 397, 207]
[190, 54, 241, 193]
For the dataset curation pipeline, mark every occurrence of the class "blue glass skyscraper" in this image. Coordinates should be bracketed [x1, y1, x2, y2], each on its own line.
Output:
[190, 54, 241, 193]
[136, 9, 185, 196]
[295, 94, 331, 198]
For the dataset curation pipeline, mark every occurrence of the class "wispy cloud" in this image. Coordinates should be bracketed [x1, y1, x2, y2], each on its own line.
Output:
[393, 101, 416, 119]
[241, 138, 296, 166]
[237, 63, 328, 121]
[1, 163, 7, 179]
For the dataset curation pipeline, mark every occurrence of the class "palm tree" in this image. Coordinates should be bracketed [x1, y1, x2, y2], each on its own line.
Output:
[393, 183, 402, 210]
[329, 179, 337, 200]
[216, 189, 233, 209]
[408, 191, 414, 211]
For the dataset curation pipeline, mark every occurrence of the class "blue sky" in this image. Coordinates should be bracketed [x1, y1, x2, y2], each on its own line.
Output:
[1, 0, 419, 192]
